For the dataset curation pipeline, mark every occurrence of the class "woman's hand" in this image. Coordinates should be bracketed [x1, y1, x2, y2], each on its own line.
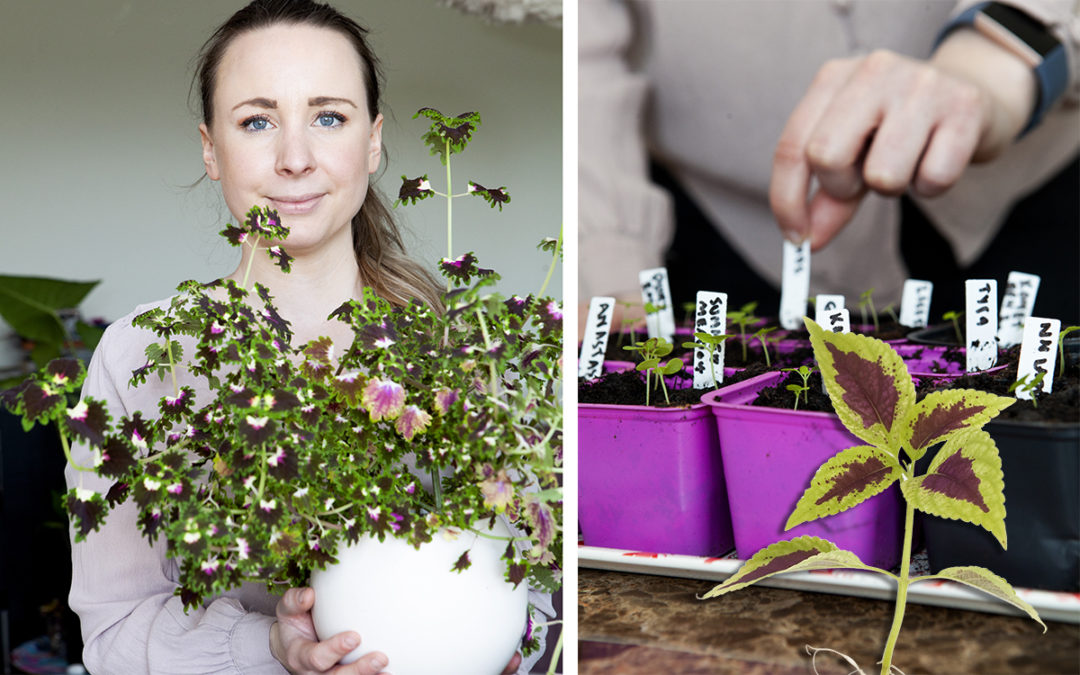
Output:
[270, 588, 390, 675]
[501, 652, 523, 674]
[770, 30, 1036, 251]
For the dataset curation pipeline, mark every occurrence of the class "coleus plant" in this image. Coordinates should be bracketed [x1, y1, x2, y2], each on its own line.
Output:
[702, 317, 1044, 675]
[2, 107, 562, 659]
[623, 336, 683, 406]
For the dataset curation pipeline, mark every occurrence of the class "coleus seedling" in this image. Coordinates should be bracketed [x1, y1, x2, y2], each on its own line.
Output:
[702, 317, 1043, 675]
[943, 310, 964, 345]
[727, 301, 760, 362]
[624, 337, 683, 406]
[752, 326, 779, 368]
[780, 364, 815, 412]
[1059, 326, 1079, 377]
[681, 332, 728, 390]
[858, 288, 879, 332]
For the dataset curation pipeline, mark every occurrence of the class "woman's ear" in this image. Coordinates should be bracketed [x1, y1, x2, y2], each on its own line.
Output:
[368, 113, 384, 174]
[199, 123, 220, 181]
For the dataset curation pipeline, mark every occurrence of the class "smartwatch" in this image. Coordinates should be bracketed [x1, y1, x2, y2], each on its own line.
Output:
[936, 1, 1068, 135]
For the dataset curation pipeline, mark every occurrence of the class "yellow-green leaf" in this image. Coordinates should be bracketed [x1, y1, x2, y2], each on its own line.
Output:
[901, 429, 1006, 548]
[900, 389, 1014, 461]
[805, 317, 914, 449]
[786, 445, 902, 530]
[918, 566, 1045, 632]
[700, 536, 881, 598]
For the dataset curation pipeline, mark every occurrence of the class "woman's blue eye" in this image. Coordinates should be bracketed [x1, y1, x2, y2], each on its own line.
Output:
[316, 113, 344, 128]
[243, 116, 270, 131]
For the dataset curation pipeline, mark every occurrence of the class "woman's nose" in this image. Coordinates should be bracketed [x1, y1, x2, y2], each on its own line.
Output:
[275, 126, 316, 176]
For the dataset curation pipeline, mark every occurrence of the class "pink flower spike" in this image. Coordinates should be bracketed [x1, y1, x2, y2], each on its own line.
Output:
[395, 405, 432, 441]
[362, 378, 405, 422]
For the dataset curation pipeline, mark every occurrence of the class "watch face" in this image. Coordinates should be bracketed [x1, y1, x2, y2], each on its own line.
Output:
[981, 2, 1060, 58]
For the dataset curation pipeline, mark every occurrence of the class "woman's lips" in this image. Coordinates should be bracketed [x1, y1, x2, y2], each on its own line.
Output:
[268, 193, 324, 215]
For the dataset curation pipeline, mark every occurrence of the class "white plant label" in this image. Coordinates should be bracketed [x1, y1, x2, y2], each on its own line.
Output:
[827, 308, 851, 334]
[815, 294, 845, 330]
[997, 271, 1040, 349]
[1015, 317, 1059, 400]
[639, 267, 676, 342]
[578, 296, 615, 380]
[779, 240, 811, 330]
[965, 279, 998, 373]
[898, 279, 933, 328]
[692, 291, 728, 389]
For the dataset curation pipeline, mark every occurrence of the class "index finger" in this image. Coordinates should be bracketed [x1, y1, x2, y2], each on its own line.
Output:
[770, 58, 858, 243]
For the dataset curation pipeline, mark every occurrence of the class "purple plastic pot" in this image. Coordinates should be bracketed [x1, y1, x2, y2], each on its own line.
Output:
[702, 372, 903, 569]
[578, 370, 736, 556]
[894, 344, 1007, 379]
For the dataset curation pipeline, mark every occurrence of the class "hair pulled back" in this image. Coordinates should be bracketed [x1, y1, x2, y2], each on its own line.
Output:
[194, 0, 442, 309]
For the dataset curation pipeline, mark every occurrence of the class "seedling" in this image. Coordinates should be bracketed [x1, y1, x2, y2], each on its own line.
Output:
[1008, 371, 1047, 407]
[727, 301, 760, 362]
[942, 310, 964, 345]
[780, 365, 815, 412]
[703, 318, 1043, 675]
[1059, 326, 1079, 377]
[627, 337, 683, 406]
[752, 326, 779, 368]
[858, 288, 878, 332]
[882, 303, 899, 325]
[682, 332, 730, 390]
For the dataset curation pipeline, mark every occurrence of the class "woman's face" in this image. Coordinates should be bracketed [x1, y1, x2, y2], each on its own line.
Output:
[199, 23, 382, 255]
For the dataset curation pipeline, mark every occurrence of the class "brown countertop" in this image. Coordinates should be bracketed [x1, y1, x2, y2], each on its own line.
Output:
[579, 569, 1080, 674]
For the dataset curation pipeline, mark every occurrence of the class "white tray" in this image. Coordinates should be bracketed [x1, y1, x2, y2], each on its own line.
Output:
[579, 545, 1080, 625]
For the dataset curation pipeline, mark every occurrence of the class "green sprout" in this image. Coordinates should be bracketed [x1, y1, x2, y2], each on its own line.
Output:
[1059, 326, 1079, 377]
[859, 288, 878, 332]
[726, 301, 760, 362]
[780, 365, 816, 412]
[942, 310, 964, 345]
[752, 326, 779, 368]
[682, 332, 730, 390]
[882, 303, 899, 325]
[1008, 371, 1047, 407]
[625, 337, 683, 406]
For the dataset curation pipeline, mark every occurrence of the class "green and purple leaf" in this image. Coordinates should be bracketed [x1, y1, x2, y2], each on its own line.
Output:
[63, 399, 110, 447]
[901, 429, 1007, 548]
[395, 404, 431, 441]
[901, 389, 1014, 461]
[468, 182, 510, 211]
[46, 358, 85, 393]
[805, 317, 914, 448]
[700, 537, 881, 598]
[785, 445, 902, 530]
[362, 377, 405, 422]
[396, 175, 434, 206]
[916, 566, 1044, 631]
[66, 487, 107, 539]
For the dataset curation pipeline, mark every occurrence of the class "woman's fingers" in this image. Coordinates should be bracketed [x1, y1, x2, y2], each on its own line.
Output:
[501, 652, 523, 674]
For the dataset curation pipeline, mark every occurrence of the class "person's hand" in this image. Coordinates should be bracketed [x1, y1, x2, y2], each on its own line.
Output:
[501, 652, 522, 674]
[269, 588, 389, 675]
[770, 30, 1036, 251]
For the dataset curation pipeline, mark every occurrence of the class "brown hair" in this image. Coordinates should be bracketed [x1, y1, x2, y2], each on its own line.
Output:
[194, 0, 442, 309]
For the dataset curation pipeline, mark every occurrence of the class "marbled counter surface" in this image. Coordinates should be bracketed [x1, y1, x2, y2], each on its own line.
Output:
[579, 569, 1080, 674]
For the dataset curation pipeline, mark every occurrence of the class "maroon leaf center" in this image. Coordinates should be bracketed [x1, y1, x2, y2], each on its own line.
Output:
[815, 455, 892, 505]
[922, 453, 989, 512]
[909, 401, 986, 451]
[826, 343, 900, 433]
[739, 549, 817, 585]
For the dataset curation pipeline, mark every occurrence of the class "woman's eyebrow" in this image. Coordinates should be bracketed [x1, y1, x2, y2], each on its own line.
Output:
[230, 96, 357, 112]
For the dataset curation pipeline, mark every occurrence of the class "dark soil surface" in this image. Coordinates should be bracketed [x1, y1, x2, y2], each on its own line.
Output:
[579, 364, 771, 408]
[750, 370, 834, 413]
[603, 338, 813, 371]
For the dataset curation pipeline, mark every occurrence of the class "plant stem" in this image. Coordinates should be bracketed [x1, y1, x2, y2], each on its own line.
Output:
[166, 339, 180, 399]
[241, 233, 262, 290]
[879, 494, 915, 674]
[537, 225, 562, 299]
[59, 429, 94, 472]
[545, 629, 564, 675]
[474, 305, 499, 394]
[445, 139, 453, 263]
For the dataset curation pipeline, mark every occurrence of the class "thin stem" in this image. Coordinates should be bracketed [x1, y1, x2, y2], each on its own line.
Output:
[474, 305, 499, 394]
[545, 629, 564, 675]
[241, 233, 262, 290]
[59, 429, 94, 472]
[536, 225, 563, 299]
[879, 491, 915, 674]
[166, 340, 180, 399]
[445, 139, 453, 263]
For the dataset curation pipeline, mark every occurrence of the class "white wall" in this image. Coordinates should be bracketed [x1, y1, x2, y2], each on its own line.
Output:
[0, 1, 561, 366]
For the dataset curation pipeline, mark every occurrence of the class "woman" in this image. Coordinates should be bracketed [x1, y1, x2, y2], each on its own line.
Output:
[66, 1, 539, 672]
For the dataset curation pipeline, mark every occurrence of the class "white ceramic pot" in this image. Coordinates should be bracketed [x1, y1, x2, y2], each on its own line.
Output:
[310, 518, 529, 675]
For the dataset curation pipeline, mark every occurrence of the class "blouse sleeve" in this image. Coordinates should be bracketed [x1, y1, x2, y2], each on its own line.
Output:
[578, 0, 675, 300]
[64, 315, 287, 674]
